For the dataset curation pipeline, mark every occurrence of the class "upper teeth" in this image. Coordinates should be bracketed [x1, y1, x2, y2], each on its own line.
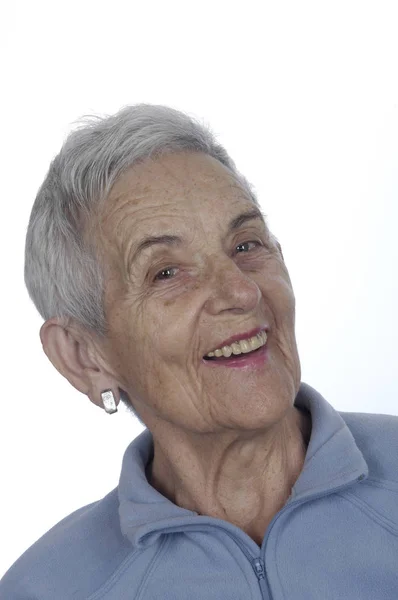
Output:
[205, 330, 267, 358]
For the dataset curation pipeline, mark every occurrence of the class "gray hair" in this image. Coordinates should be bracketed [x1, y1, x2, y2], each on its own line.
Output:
[24, 104, 261, 422]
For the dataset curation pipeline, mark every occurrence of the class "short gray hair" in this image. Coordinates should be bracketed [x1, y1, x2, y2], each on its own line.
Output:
[24, 104, 260, 421]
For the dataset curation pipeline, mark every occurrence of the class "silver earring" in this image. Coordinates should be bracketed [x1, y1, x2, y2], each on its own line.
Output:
[101, 389, 118, 414]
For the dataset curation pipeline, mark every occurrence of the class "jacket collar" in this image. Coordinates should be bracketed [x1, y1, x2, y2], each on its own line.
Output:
[290, 382, 368, 500]
[118, 381, 368, 548]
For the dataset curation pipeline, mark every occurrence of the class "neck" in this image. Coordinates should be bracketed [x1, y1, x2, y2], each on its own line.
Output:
[147, 406, 311, 544]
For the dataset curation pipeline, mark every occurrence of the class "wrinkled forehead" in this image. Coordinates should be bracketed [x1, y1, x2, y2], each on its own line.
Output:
[108, 152, 250, 212]
[95, 151, 257, 246]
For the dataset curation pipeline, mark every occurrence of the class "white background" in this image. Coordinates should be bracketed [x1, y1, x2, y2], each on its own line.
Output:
[1, 0, 397, 579]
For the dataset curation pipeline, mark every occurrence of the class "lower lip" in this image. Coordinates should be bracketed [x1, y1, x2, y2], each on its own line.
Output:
[201, 343, 268, 369]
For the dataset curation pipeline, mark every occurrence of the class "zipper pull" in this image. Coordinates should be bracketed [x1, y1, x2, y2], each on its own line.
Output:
[252, 557, 265, 580]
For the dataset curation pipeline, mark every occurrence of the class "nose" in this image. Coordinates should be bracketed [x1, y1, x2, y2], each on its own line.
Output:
[203, 256, 262, 316]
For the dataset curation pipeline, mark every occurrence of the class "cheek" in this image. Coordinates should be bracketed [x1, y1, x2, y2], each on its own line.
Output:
[109, 305, 170, 370]
[162, 279, 202, 308]
[139, 311, 196, 368]
[105, 309, 144, 375]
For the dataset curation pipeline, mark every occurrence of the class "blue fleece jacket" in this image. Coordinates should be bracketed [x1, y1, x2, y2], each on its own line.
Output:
[1, 381, 398, 599]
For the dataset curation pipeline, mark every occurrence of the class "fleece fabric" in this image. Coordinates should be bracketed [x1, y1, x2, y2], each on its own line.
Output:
[1, 381, 398, 599]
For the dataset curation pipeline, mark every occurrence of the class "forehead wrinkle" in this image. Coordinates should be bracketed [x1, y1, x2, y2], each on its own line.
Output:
[100, 180, 163, 255]
[114, 155, 248, 201]
[97, 159, 262, 269]
[103, 190, 150, 232]
[125, 206, 193, 269]
[102, 155, 252, 231]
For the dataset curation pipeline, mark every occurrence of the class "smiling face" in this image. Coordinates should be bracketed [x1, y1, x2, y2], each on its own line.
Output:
[94, 151, 301, 433]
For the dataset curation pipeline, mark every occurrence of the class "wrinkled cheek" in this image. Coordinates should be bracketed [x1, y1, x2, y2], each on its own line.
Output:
[281, 284, 296, 318]
[105, 328, 141, 389]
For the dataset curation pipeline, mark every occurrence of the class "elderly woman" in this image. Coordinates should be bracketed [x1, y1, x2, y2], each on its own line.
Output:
[1, 105, 397, 600]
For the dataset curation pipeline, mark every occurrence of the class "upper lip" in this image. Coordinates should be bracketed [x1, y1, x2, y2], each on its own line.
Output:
[203, 325, 269, 356]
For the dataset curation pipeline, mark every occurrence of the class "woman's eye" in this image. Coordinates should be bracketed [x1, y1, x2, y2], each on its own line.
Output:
[154, 267, 178, 282]
[235, 240, 262, 253]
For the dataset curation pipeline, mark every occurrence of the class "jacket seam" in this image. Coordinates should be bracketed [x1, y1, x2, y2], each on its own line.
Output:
[293, 468, 363, 500]
[217, 530, 260, 600]
[336, 490, 398, 537]
[364, 477, 398, 492]
[136, 536, 170, 600]
[86, 549, 141, 600]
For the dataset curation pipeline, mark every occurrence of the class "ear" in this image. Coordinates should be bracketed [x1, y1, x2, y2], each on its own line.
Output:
[39, 318, 123, 411]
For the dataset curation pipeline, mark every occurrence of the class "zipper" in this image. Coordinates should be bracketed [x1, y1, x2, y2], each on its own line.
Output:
[253, 557, 265, 579]
[252, 557, 269, 597]
[139, 474, 366, 598]
[221, 531, 271, 598]
[222, 474, 365, 599]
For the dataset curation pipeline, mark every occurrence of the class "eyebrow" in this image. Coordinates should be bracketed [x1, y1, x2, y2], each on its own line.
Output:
[130, 207, 267, 265]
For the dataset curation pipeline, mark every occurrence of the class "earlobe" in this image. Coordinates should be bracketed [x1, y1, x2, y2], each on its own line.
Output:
[39, 319, 121, 411]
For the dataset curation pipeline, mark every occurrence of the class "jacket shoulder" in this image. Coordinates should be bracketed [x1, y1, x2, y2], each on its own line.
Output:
[339, 409, 398, 483]
[0, 487, 133, 600]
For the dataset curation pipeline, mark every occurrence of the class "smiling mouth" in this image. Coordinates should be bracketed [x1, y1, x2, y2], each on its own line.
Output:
[203, 344, 264, 361]
[203, 330, 268, 360]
